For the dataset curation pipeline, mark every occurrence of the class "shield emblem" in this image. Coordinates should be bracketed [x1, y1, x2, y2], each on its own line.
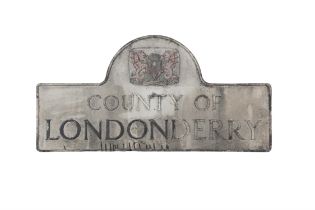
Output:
[129, 48, 180, 85]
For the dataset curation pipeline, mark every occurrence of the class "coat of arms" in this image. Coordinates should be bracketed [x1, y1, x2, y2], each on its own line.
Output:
[129, 48, 180, 85]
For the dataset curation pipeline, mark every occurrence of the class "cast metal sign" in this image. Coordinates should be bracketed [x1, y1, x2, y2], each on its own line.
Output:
[37, 35, 271, 151]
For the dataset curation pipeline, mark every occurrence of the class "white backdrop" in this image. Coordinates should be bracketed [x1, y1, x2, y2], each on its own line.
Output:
[0, 0, 314, 209]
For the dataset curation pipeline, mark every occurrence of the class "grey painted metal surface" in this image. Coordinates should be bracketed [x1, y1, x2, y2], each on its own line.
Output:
[37, 35, 271, 151]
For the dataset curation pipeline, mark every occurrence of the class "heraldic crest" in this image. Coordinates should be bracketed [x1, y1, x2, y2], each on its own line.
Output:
[129, 48, 180, 85]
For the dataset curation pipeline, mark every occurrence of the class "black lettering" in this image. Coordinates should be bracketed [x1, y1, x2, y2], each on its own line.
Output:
[60, 119, 81, 140]
[127, 120, 147, 139]
[46, 119, 60, 140]
[150, 119, 168, 140]
[105, 120, 124, 140]
[84, 120, 102, 140]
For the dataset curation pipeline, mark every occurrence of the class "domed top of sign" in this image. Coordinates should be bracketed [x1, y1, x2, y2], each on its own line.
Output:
[102, 35, 205, 87]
